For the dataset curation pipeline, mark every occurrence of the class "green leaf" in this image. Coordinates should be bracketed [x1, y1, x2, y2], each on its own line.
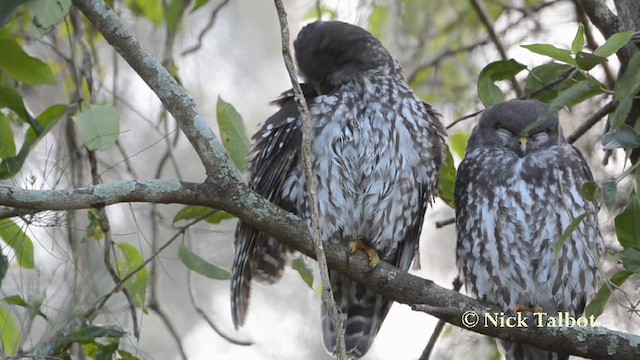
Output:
[0, 29, 55, 85]
[0, 0, 36, 29]
[173, 205, 235, 224]
[60, 324, 126, 344]
[305, 5, 338, 20]
[118, 350, 141, 360]
[575, 51, 607, 71]
[521, 43, 577, 66]
[217, 96, 249, 172]
[368, 5, 389, 39]
[614, 52, 640, 101]
[534, 78, 602, 124]
[0, 86, 30, 122]
[594, 31, 634, 57]
[450, 133, 470, 159]
[86, 209, 105, 240]
[0, 113, 16, 158]
[292, 258, 313, 289]
[82, 342, 118, 360]
[0, 306, 19, 355]
[2, 295, 47, 320]
[438, 144, 456, 208]
[615, 194, 640, 249]
[0, 104, 67, 179]
[609, 95, 634, 128]
[585, 270, 633, 318]
[581, 181, 598, 202]
[165, 0, 186, 39]
[571, 24, 585, 54]
[601, 124, 640, 150]
[610, 52, 640, 127]
[116, 243, 148, 307]
[178, 244, 231, 280]
[477, 59, 526, 107]
[72, 104, 120, 151]
[617, 248, 640, 273]
[192, 0, 211, 12]
[553, 213, 588, 259]
[126, 0, 164, 25]
[601, 180, 617, 211]
[0, 253, 7, 289]
[0, 219, 34, 269]
[524, 63, 573, 102]
[24, 0, 71, 36]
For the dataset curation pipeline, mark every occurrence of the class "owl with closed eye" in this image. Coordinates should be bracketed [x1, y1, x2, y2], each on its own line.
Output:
[455, 99, 603, 360]
[230, 21, 445, 358]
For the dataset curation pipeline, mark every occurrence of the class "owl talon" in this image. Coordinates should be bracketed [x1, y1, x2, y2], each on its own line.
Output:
[347, 239, 380, 270]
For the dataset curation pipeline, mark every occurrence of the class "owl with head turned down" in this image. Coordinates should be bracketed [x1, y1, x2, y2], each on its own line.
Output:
[230, 20, 445, 358]
[455, 99, 603, 360]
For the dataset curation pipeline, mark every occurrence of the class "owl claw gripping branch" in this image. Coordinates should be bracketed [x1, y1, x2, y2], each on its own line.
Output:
[230, 20, 445, 358]
[346, 239, 381, 270]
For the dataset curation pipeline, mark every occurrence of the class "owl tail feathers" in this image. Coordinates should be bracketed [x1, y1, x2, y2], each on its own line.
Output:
[498, 340, 569, 360]
[321, 272, 392, 359]
[230, 231, 255, 330]
[231, 223, 295, 329]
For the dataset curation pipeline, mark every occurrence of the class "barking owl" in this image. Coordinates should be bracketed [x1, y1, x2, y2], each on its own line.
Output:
[455, 99, 603, 360]
[230, 21, 445, 358]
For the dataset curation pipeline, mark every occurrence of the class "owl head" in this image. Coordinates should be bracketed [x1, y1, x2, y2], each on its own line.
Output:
[466, 99, 565, 157]
[294, 21, 394, 93]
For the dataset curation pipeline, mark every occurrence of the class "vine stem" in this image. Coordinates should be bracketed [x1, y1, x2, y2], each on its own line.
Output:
[271, 2, 347, 358]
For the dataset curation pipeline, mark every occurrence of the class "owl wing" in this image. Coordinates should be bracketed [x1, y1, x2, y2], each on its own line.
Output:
[546, 145, 603, 315]
[230, 84, 317, 328]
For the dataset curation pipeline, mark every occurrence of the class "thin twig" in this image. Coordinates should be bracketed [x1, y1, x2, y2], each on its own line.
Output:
[147, 300, 188, 359]
[446, 110, 483, 130]
[89, 150, 141, 338]
[186, 249, 253, 346]
[0, 207, 35, 220]
[84, 211, 212, 320]
[523, 68, 577, 100]
[567, 100, 616, 144]
[272, 1, 346, 358]
[407, 39, 490, 84]
[181, 0, 231, 56]
[469, 0, 523, 97]
[418, 277, 463, 360]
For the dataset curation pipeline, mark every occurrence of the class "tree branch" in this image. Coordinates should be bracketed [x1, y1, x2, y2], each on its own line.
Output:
[567, 100, 616, 144]
[2, 179, 640, 358]
[469, 0, 523, 97]
[575, 0, 618, 39]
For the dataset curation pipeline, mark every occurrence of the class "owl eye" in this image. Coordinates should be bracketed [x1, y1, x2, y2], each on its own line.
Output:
[531, 131, 549, 143]
[495, 126, 514, 142]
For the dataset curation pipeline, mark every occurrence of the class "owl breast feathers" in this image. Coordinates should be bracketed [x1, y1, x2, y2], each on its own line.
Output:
[230, 20, 445, 358]
[455, 99, 603, 360]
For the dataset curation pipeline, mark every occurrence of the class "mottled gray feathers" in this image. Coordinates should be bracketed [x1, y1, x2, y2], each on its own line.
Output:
[455, 99, 602, 360]
[231, 20, 444, 358]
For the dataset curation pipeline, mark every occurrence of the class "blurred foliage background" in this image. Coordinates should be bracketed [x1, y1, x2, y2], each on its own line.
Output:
[0, 0, 638, 359]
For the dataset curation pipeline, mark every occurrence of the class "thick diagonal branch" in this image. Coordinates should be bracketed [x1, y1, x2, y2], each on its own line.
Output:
[2, 179, 640, 359]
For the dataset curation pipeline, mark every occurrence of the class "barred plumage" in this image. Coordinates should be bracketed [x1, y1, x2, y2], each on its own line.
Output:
[455, 99, 603, 360]
[231, 20, 444, 358]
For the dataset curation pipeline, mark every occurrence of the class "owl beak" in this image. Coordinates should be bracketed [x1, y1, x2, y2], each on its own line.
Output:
[519, 136, 528, 156]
